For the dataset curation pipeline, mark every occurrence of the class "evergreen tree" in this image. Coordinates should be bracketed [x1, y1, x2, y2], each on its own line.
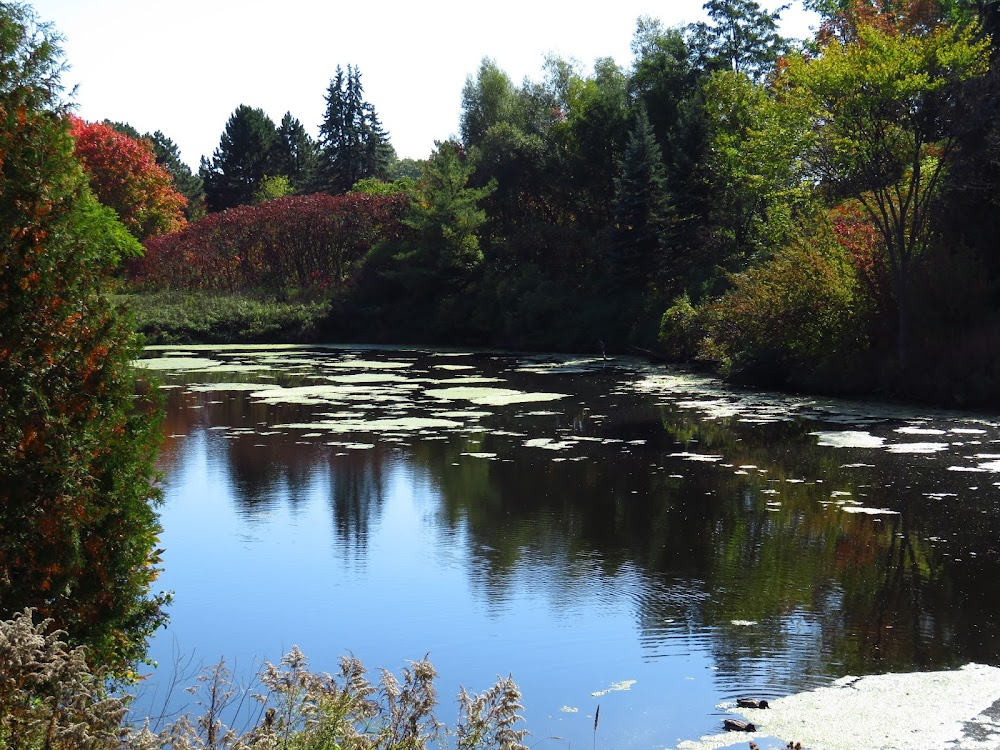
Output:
[0, 2, 166, 676]
[612, 108, 673, 285]
[148, 130, 206, 220]
[315, 65, 394, 194]
[406, 140, 495, 271]
[200, 104, 280, 211]
[275, 111, 316, 192]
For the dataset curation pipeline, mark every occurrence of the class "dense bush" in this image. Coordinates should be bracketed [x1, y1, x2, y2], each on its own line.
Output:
[699, 217, 870, 387]
[69, 115, 188, 241]
[1, 3, 166, 678]
[130, 193, 409, 293]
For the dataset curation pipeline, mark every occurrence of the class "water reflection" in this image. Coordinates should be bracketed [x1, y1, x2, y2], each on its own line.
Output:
[141, 346, 1000, 747]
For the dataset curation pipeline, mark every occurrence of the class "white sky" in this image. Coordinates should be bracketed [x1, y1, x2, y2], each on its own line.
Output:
[30, 1, 818, 169]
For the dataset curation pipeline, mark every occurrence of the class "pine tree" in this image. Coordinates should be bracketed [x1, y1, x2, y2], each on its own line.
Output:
[200, 104, 280, 211]
[315, 65, 393, 194]
[406, 140, 495, 271]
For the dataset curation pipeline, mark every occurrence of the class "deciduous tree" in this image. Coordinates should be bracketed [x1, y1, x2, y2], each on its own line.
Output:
[69, 116, 188, 240]
[688, 0, 790, 81]
[786, 17, 990, 368]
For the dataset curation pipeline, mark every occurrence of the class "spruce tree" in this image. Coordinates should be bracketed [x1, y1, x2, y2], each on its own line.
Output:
[315, 65, 393, 194]
[612, 108, 672, 285]
[275, 111, 316, 192]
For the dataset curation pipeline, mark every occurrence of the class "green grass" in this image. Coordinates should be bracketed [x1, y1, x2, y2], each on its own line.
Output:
[119, 290, 332, 345]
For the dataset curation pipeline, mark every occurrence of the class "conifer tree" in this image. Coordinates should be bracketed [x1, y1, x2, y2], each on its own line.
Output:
[315, 65, 394, 194]
[612, 108, 673, 285]
[200, 104, 280, 211]
[0, 2, 166, 677]
[149, 130, 206, 220]
[275, 111, 316, 192]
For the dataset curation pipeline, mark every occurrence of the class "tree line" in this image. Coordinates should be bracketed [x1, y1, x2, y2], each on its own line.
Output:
[57, 0, 1000, 402]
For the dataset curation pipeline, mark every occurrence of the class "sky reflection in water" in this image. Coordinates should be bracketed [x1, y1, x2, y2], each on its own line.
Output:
[136, 345, 1000, 749]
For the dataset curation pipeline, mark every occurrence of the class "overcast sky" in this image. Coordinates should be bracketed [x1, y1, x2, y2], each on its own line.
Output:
[30, 1, 818, 169]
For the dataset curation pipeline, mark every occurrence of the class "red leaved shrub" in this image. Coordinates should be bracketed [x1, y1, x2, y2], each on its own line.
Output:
[129, 192, 410, 293]
[69, 116, 187, 240]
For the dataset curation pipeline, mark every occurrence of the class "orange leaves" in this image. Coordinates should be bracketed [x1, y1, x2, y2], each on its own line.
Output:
[817, 0, 955, 47]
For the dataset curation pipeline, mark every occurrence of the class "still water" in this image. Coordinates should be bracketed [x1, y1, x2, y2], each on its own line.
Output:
[135, 345, 1000, 749]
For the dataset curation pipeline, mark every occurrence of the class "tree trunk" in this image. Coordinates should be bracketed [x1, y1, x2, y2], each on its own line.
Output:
[895, 269, 911, 373]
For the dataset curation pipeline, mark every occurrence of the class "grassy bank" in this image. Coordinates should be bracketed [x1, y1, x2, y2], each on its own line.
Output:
[120, 291, 331, 345]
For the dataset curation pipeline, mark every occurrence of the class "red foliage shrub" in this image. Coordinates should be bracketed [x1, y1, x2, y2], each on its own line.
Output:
[68, 115, 187, 240]
[829, 201, 891, 314]
[129, 192, 410, 293]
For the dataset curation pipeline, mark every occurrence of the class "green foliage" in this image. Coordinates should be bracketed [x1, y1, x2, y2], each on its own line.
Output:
[630, 18, 699, 143]
[253, 174, 294, 204]
[274, 111, 316, 192]
[701, 216, 868, 384]
[124, 291, 332, 345]
[612, 107, 672, 285]
[350, 176, 415, 195]
[315, 65, 394, 194]
[388, 156, 425, 180]
[658, 293, 704, 361]
[460, 59, 519, 148]
[785, 17, 991, 367]
[405, 140, 495, 271]
[697, 69, 809, 273]
[687, 0, 790, 80]
[0, 2, 166, 678]
[200, 104, 281, 211]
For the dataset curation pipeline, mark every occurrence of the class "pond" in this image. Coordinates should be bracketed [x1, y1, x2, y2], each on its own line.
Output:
[133, 344, 1000, 750]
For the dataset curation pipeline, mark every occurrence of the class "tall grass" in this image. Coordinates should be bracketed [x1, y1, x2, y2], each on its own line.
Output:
[0, 610, 529, 750]
[119, 291, 332, 345]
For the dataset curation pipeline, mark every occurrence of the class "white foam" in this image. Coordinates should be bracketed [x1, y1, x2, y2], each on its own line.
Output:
[680, 664, 1000, 750]
[811, 431, 885, 448]
[886, 442, 950, 454]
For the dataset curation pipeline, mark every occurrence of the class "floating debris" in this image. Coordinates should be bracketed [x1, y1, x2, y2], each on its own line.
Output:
[591, 679, 637, 697]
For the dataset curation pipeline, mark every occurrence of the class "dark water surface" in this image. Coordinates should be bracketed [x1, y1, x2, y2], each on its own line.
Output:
[134, 345, 1000, 749]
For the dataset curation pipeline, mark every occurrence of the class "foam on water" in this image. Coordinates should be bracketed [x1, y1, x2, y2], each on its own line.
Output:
[678, 664, 1000, 750]
[425, 387, 569, 406]
[811, 431, 885, 448]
